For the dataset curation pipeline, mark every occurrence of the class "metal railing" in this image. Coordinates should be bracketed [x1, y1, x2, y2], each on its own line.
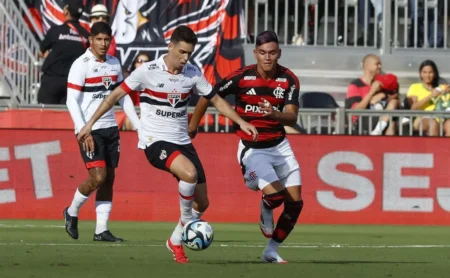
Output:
[244, 0, 449, 51]
[2, 104, 450, 137]
[0, 0, 41, 105]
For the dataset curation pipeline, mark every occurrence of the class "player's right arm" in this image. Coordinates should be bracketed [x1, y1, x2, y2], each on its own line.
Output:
[66, 58, 87, 133]
[77, 65, 145, 144]
[39, 28, 54, 58]
[188, 70, 241, 138]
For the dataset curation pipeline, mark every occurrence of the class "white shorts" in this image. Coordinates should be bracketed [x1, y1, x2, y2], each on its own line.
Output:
[237, 138, 301, 191]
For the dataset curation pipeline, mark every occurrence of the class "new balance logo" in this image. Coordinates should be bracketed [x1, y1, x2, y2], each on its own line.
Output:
[156, 83, 164, 88]
[246, 89, 256, 95]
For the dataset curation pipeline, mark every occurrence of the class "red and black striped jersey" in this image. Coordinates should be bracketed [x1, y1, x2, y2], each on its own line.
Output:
[213, 64, 300, 148]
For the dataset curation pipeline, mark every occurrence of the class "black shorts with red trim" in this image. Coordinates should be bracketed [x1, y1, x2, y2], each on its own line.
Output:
[78, 126, 120, 169]
[144, 141, 206, 184]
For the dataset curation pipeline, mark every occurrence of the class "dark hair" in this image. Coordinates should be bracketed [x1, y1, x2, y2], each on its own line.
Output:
[130, 52, 150, 72]
[90, 22, 112, 37]
[419, 60, 440, 88]
[66, 0, 84, 19]
[255, 30, 279, 47]
[170, 25, 198, 45]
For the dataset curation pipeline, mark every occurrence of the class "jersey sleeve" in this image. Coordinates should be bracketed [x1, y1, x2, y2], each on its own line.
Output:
[121, 65, 145, 93]
[67, 58, 86, 92]
[193, 71, 215, 100]
[212, 70, 243, 98]
[285, 73, 300, 106]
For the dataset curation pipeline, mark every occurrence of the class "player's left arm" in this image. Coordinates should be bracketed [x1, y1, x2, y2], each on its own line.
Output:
[259, 74, 300, 127]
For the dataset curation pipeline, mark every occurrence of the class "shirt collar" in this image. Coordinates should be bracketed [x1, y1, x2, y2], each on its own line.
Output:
[157, 54, 186, 74]
[86, 48, 109, 62]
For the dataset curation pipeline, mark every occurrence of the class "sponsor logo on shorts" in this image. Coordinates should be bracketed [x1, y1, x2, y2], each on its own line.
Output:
[160, 150, 167, 160]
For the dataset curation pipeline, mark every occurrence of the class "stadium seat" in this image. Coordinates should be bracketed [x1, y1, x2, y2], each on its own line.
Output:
[298, 92, 340, 134]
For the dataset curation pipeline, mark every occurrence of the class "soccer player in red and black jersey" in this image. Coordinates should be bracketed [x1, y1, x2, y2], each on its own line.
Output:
[189, 30, 303, 263]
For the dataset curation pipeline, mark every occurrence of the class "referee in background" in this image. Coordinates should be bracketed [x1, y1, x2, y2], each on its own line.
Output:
[38, 0, 89, 104]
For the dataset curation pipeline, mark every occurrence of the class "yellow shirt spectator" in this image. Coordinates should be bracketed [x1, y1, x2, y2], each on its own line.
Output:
[406, 83, 447, 111]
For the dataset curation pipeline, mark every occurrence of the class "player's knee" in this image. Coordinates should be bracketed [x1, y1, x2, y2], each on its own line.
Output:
[182, 168, 198, 184]
[262, 189, 286, 210]
[284, 199, 304, 219]
[91, 172, 107, 189]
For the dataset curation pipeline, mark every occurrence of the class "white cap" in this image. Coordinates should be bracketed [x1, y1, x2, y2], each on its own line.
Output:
[90, 4, 109, 17]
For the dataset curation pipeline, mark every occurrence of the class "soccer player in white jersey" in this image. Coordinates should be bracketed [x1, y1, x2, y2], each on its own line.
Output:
[64, 22, 141, 242]
[189, 31, 304, 263]
[76, 25, 258, 263]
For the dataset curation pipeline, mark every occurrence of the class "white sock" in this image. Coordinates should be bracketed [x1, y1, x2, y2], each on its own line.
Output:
[265, 238, 281, 253]
[67, 189, 90, 217]
[170, 219, 183, 246]
[192, 209, 203, 220]
[371, 120, 388, 135]
[95, 201, 112, 234]
[178, 180, 196, 224]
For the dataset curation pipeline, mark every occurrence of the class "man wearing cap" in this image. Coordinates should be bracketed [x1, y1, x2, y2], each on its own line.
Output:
[38, 0, 90, 104]
[89, 4, 117, 57]
[345, 54, 400, 135]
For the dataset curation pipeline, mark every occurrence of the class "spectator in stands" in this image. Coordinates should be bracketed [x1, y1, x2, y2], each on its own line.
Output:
[90, 4, 117, 57]
[37, 0, 89, 104]
[405, 60, 450, 136]
[122, 53, 150, 130]
[357, 0, 383, 46]
[408, 0, 444, 48]
[345, 54, 400, 136]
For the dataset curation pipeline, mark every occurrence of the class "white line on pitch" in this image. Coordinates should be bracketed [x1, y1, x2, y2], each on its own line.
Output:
[0, 224, 64, 228]
[0, 242, 450, 248]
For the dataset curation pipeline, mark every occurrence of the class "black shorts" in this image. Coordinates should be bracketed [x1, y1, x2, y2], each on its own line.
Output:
[78, 126, 120, 169]
[144, 141, 206, 184]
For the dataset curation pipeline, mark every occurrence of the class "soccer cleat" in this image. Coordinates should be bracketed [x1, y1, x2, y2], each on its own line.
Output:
[261, 251, 288, 264]
[166, 238, 189, 264]
[259, 200, 274, 238]
[63, 207, 79, 240]
[93, 230, 124, 242]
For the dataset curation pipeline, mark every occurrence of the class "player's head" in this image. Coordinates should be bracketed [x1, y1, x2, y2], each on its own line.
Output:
[64, 0, 84, 20]
[253, 30, 281, 73]
[89, 22, 112, 59]
[90, 4, 110, 24]
[362, 54, 382, 76]
[130, 52, 150, 72]
[167, 25, 198, 69]
[419, 60, 440, 88]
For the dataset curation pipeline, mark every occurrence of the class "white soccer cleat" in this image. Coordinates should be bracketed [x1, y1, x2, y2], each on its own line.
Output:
[261, 251, 288, 264]
[259, 200, 274, 238]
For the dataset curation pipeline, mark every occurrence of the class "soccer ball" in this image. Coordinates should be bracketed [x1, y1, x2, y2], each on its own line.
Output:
[181, 219, 214, 251]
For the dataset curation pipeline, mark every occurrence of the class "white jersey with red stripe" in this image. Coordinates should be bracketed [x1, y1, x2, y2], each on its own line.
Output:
[121, 55, 215, 148]
[67, 48, 122, 132]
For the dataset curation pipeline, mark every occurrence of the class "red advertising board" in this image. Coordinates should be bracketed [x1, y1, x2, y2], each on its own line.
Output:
[0, 129, 449, 225]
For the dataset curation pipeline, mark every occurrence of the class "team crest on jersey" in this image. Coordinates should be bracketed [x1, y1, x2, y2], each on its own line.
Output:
[160, 150, 167, 160]
[168, 93, 181, 107]
[102, 77, 112, 89]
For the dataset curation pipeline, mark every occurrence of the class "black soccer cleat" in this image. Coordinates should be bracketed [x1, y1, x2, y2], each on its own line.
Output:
[63, 207, 79, 240]
[93, 230, 124, 242]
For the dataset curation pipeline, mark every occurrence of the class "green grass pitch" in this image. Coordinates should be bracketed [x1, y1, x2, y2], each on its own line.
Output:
[0, 220, 449, 278]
